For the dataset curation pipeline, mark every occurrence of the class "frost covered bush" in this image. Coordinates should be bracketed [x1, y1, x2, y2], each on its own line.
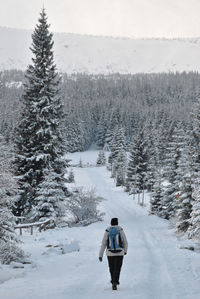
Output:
[0, 238, 25, 265]
[67, 187, 104, 225]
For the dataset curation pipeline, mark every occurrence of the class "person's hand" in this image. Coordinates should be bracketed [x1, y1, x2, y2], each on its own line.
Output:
[99, 257, 102, 262]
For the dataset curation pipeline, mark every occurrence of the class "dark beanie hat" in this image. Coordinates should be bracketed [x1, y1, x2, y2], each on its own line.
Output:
[111, 218, 118, 226]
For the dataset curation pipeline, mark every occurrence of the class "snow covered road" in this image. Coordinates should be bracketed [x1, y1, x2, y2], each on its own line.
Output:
[1, 151, 200, 299]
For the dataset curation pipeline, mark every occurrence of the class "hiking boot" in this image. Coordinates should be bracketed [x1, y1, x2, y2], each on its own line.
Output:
[112, 284, 117, 290]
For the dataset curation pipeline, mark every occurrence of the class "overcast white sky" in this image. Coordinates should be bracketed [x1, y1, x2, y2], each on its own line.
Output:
[1, 0, 200, 38]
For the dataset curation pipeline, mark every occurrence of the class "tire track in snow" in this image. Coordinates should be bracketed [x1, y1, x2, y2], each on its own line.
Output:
[140, 229, 177, 299]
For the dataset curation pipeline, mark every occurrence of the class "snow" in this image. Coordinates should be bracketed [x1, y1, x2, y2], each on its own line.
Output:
[15, 219, 51, 228]
[1, 149, 200, 298]
[41, 240, 80, 256]
[1, 27, 200, 74]
[5, 81, 22, 88]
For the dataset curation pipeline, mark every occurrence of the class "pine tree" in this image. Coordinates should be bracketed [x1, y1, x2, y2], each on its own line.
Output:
[188, 182, 200, 239]
[144, 119, 155, 191]
[175, 128, 193, 233]
[150, 163, 163, 215]
[0, 134, 25, 264]
[176, 176, 193, 233]
[13, 9, 67, 217]
[105, 109, 121, 147]
[96, 150, 106, 166]
[65, 116, 85, 152]
[30, 168, 66, 225]
[189, 98, 200, 183]
[186, 100, 200, 238]
[67, 169, 75, 183]
[0, 198, 25, 264]
[108, 126, 126, 168]
[126, 126, 147, 193]
[160, 123, 183, 219]
[79, 158, 83, 168]
[96, 114, 107, 148]
[115, 147, 127, 186]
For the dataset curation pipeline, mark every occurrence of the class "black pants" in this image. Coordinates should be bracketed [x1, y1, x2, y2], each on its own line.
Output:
[107, 256, 123, 284]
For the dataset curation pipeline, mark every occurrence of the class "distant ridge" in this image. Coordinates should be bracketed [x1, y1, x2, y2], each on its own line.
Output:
[1, 26, 200, 74]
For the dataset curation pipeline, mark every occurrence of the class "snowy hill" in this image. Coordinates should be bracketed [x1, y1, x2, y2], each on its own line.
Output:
[1, 26, 200, 74]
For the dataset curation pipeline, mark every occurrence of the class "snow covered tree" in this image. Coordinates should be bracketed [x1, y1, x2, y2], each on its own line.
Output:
[175, 128, 193, 233]
[0, 134, 25, 264]
[126, 126, 147, 193]
[144, 120, 155, 191]
[186, 99, 200, 238]
[108, 126, 126, 167]
[188, 182, 200, 239]
[105, 109, 122, 147]
[156, 112, 174, 163]
[176, 176, 193, 233]
[29, 167, 66, 225]
[96, 150, 106, 166]
[64, 116, 85, 152]
[150, 169, 163, 216]
[149, 141, 164, 215]
[160, 123, 183, 219]
[125, 138, 136, 193]
[96, 114, 107, 148]
[79, 158, 83, 168]
[188, 98, 200, 184]
[67, 169, 75, 183]
[0, 199, 25, 264]
[13, 9, 68, 217]
[115, 147, 127, 186]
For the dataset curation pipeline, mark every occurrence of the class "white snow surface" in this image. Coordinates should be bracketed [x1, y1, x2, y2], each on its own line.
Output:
[1, 149, 200, 298]
[1, 27, 200, 74]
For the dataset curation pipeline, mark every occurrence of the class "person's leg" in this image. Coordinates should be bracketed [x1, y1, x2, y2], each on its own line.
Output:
[107, 256, 115, 283]
[113, 256, 123, 284]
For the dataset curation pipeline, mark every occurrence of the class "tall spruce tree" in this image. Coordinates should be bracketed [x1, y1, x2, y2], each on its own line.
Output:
[160, 123, 182, 219]
[108, 126, 126, 166]
[188, 182, 200, 239]
[13, 9, 67, 218]
[115, 147, 127, 186]
[126, 126, 147, 194]
[150, 168, 163, 216]
[105, 109, 122, 147]
[175, 127, 193, 233]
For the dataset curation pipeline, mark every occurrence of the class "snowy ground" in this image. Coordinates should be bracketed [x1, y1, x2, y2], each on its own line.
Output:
[1, 149, 200, 298]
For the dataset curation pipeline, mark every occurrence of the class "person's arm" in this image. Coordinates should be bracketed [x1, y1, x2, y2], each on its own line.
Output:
[99, 230, 108, 259]
[121, 229, 128, 254]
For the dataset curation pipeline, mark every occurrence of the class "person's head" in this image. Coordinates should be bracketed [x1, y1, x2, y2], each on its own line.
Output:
[111, 218, 118, 226]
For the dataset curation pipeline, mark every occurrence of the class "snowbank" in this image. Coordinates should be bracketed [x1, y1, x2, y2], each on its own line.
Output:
[42, 240, 80, 256]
